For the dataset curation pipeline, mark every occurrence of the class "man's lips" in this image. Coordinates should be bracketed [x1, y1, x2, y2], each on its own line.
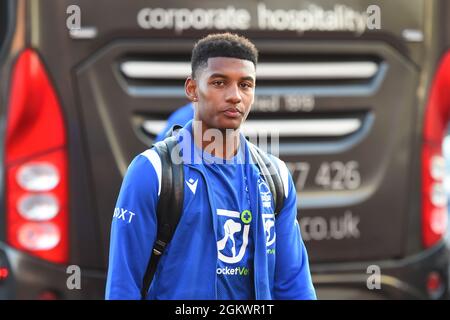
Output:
[222, 107, 242, 118]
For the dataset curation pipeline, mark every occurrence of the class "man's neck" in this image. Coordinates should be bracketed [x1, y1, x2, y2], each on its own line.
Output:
[193, 120, 240, 160]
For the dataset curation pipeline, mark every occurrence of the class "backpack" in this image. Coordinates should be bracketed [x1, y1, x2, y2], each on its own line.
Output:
[140, 126, 285, 299]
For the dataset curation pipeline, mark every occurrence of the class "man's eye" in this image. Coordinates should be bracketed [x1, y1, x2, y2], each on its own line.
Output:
[240, 82, 253, 89]
[212, 80, 225, 86]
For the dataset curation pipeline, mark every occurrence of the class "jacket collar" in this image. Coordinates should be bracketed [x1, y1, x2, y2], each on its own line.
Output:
[176, 120, 253, 166]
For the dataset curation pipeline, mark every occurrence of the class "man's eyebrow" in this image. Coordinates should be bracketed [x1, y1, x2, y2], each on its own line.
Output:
[209, 73, 255, 82]
[209, 73, 227, 79]
[240, 76, 255, 82]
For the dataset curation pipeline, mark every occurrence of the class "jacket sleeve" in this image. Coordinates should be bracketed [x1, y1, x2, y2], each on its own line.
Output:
[273, 160, 317, 300]
[105, 152, 159, 299]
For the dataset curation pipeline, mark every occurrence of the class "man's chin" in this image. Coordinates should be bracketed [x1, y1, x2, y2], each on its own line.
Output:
[218, 121, 242, 131]
[217, 117, 244, 130]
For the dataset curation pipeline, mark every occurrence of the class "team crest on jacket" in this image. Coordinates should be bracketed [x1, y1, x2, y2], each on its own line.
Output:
[258, 179, 272, 208]
[216, 209, 251, 264]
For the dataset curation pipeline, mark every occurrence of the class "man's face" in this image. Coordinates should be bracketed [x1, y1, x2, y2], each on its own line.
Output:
[188, 57, 256, 131]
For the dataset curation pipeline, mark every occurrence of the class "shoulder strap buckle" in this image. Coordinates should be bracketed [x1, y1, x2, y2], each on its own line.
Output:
[152, 240, 167, 256]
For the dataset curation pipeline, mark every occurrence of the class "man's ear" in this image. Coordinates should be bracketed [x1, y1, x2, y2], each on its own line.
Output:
[185, 76, 198, 102]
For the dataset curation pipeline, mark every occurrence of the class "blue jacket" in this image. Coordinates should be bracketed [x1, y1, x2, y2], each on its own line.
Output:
[105, 121, 316, 300]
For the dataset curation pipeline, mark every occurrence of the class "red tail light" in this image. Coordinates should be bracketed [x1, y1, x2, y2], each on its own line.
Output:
[5, 49, 69, 263]
[426, 271, 445, 299]
[422, 51, 450, 248]
[0, 267, 9, 281]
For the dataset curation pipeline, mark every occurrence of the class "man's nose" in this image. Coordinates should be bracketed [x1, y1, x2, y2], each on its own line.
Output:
[225, 84, 242, 104]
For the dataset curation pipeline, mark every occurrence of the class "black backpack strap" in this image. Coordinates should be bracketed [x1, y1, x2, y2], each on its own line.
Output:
[141, 132, 184, 299]
[248, 144, 285, 215]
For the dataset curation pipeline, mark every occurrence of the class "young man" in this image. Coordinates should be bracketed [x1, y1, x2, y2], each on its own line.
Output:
[105, 33, 316, 300]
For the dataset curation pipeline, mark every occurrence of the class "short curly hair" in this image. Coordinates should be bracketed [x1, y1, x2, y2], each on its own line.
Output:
[191, 33, 258, 78]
